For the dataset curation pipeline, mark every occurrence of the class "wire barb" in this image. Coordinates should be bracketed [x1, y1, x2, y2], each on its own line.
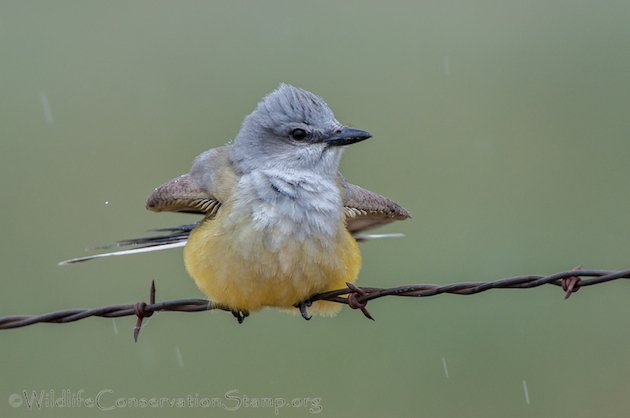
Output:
[133, 280, 156, 342]
[561, 265, 582, 300]
[345, 282, 375, 320]
[1, 267, 629, 338]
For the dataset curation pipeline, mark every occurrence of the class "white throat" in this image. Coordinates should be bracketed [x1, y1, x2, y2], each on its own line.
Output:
[226, 168, 343, 251]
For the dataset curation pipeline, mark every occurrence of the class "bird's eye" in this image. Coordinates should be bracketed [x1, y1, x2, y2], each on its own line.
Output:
[290, 128, 308, 141]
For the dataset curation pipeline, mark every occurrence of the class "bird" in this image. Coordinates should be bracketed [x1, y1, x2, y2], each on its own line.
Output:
[61, 84, 411, 320]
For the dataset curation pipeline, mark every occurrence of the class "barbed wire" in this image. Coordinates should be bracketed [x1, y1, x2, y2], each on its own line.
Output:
[1, 267, 628, 341]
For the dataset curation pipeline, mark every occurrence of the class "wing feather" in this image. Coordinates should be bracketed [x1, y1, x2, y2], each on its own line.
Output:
[342, 180, 411, 234]
[145, 173, 222, 215]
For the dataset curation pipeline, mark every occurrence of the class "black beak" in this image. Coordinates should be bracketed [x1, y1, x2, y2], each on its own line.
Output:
[324, 127, 372, 146]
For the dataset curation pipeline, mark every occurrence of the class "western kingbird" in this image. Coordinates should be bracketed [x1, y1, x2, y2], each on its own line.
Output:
[61, 84, 410, 319]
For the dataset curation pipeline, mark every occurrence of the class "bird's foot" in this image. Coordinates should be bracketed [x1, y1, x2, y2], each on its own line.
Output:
[231, 309, 249, 324]
[295, 300, 312, 320]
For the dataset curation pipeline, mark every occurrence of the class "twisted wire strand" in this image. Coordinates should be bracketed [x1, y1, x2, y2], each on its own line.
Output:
[1, 268, 627, 339]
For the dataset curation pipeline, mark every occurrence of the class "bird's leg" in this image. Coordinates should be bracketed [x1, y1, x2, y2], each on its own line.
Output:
[296, 300, 312, 320]
[231, 309, 249, 324]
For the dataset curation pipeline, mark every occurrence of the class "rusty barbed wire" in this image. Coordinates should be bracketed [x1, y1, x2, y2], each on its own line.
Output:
[1, 267, 628, 341]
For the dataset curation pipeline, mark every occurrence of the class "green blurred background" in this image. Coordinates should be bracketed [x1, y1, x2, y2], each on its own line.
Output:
[2, 1, 630, 417]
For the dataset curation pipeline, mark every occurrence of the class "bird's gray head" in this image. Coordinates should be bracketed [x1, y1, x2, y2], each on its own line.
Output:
[229, 84, 371, 175]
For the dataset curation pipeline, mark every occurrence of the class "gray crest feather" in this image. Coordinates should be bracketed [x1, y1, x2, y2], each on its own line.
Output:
[253, 83, 336, 129]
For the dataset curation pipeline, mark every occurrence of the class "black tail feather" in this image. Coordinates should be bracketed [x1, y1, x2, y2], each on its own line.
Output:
[94, 223, 197, 250]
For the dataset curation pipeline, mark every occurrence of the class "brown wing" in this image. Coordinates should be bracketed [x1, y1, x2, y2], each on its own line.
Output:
[145, 173, 221, 216]
[342, 181, 411, 234]
[145, 146, 236, 217]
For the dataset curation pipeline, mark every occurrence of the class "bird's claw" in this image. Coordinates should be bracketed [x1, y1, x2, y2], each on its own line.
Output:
[231, 310, 249, 324]
[296, 300, 312, 320]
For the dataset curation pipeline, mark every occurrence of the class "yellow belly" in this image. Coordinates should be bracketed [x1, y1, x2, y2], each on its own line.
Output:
[183, 212, 361, 315]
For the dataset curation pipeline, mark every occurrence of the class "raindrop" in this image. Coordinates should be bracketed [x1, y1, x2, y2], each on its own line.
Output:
[441, 357, 449, 378]
[40, 91, 54, 125]
[522, 379, 530, 405]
